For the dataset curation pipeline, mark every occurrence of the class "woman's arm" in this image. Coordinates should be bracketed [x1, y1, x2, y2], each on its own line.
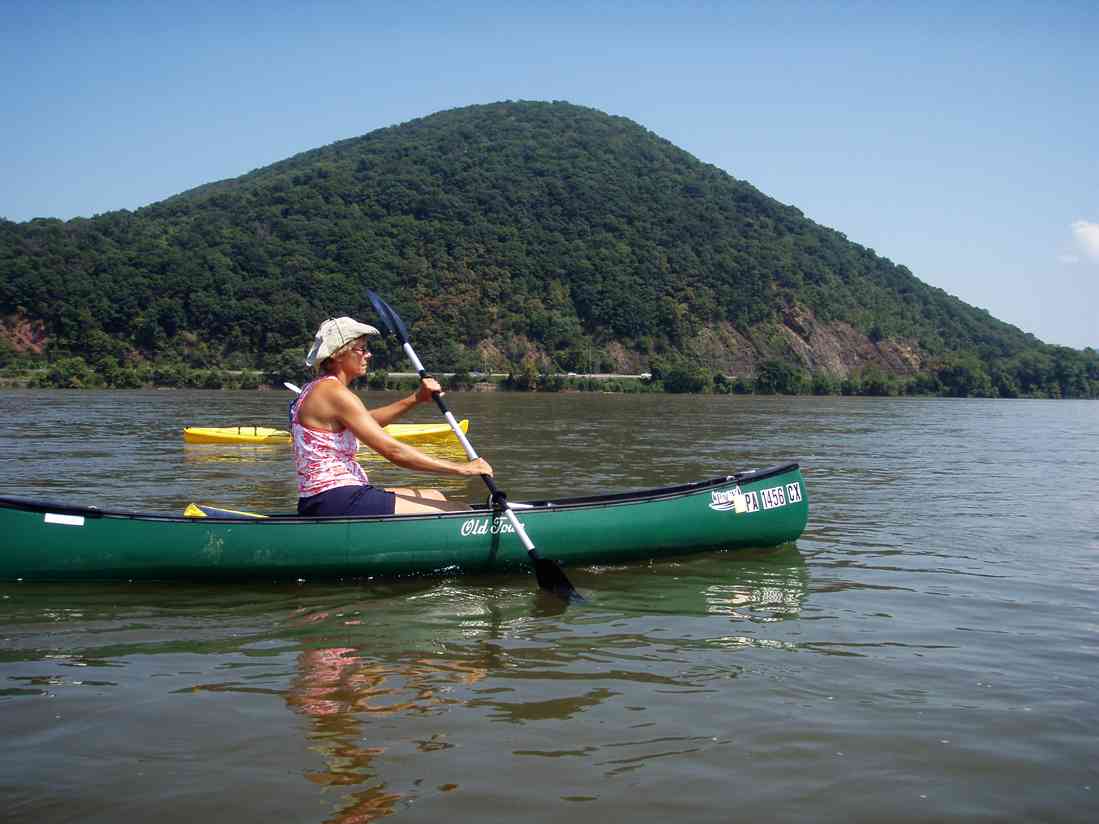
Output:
[333, 384, 491, 477]
[367, 378, 441, 427]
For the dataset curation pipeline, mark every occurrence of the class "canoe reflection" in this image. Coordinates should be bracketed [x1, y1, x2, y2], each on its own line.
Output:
[702, 567, 806, 620]
[586, 546, 808, 621]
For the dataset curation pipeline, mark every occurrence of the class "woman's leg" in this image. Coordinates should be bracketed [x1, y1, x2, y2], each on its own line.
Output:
[391, 492, 471, 514]
[385, 487, 447, 501]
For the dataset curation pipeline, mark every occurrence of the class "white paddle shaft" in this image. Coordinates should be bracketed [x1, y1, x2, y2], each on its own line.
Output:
[401, 341, 535, 553]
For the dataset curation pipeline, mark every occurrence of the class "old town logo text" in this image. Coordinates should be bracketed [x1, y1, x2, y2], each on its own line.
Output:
[460, 516, 518, 537]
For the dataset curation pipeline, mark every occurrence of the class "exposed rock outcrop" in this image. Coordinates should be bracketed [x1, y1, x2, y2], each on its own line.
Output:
[0, 314, 47, 354]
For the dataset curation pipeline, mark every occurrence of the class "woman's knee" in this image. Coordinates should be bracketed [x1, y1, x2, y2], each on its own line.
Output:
[392, 494, 470, 514]
[385, 487, 447, 501]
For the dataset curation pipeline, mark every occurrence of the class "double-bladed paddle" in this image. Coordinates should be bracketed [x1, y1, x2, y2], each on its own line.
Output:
[366, 290, 583, 602]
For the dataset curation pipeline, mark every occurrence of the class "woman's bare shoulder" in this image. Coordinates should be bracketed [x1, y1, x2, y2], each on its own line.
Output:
[314, 378, 367, 413]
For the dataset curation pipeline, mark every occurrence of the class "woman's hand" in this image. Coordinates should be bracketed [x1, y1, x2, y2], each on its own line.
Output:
[415, 377, 443, 404]
[463, 458, 493, 477]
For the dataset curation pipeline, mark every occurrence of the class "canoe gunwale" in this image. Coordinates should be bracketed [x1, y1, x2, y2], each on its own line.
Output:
[521, 462, 799, 509]
[0, 462, 801, 524]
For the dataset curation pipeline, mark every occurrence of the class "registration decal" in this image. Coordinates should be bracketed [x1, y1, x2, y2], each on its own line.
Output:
[711, 481, 801, 514]
[760, 485, 786, 510]
[785, 482, 804, 503]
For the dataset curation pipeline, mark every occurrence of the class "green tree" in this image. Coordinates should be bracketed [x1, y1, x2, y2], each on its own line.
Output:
[858, 366, 896, 396]
[811, 372, 841, 395]
[44, 356, 96, 388]
[263, 348, 310, 387]
[935, 353, 994, 397]
[755, 359, 805, 395]
[651, 355, 712, 394]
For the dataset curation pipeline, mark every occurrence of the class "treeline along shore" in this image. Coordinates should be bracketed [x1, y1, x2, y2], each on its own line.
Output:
[4, 356, 1096, 398]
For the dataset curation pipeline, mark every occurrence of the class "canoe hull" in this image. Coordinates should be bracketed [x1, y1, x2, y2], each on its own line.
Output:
[183, 420, 470, 445]
[0, 463, 808, 582]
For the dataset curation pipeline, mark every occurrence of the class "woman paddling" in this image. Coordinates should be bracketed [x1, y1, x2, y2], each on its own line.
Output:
[293, 316, 492, 516]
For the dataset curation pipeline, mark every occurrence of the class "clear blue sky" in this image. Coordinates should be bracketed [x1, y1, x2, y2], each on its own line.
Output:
[3, 0, 1096, 348]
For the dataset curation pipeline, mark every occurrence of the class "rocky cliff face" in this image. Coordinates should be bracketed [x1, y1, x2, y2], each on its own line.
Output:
[495, 301, 928, 379]
[668, 303, 925, 378]
[0, 313, 47, 355]
[776, 304, 924, 377]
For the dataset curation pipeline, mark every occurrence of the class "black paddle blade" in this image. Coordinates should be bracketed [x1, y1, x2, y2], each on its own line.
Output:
[532, 557, 585, 603]
[366, 290, 411, 344]
[366, 290, 399, 338]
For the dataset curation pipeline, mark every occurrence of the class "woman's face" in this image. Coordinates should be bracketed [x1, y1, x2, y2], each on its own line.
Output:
[337, 338, 372, 375]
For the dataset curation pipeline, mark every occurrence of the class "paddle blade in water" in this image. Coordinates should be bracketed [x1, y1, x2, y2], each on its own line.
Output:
[533, 557, 585, 603]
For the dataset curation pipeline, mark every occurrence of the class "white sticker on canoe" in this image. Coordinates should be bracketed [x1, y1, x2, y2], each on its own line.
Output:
[44, 513, 85, 527]
[710, 487, 759, 513]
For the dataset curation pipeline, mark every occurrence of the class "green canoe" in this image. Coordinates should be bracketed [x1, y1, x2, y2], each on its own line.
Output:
[0, 463, 808, 582]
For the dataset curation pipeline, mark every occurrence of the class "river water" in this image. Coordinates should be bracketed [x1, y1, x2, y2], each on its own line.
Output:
[1, 389, 1096, 822]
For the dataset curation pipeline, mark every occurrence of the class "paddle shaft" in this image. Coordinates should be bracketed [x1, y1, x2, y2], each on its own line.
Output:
[364, 288, 580, 600]
[400, 342, 539, 556]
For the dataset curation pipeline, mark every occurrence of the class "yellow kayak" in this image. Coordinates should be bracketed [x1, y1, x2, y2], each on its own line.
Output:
[183, 419, 469, 446]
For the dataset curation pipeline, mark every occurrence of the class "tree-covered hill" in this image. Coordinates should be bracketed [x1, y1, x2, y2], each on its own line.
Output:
[1, 100, 1095, 396]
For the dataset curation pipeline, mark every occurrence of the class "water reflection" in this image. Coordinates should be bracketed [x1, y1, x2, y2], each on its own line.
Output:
[182, 444, 286, 464]
[4, 393, 1098, 824]
[281, 594, 503, 822]
[0, 547, 813, 819]
[286, 645, 486, 821]
[270, 550, 810, 817]
[582, 546, 809, 623]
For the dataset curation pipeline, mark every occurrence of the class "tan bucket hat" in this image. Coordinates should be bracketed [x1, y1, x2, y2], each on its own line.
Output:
[304, 317, 380, 366]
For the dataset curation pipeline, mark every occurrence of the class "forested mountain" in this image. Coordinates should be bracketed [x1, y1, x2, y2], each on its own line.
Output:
[1, 101, 1096, 396]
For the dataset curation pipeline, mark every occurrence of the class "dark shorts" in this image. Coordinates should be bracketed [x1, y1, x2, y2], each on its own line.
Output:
[298, 485, 397, 517]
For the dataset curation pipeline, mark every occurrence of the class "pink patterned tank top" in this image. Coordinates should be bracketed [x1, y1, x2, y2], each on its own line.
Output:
[291, 376, 370, 497]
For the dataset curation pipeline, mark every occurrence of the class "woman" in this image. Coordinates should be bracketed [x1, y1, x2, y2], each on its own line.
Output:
[292, 316, 492, 516]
